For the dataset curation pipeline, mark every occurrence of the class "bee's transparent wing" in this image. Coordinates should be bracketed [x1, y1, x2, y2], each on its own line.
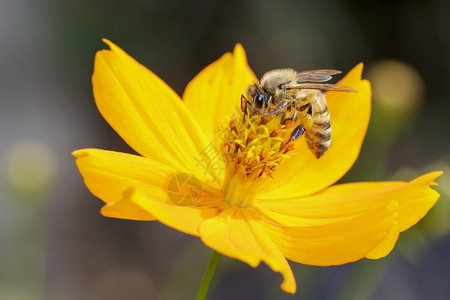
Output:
[296, 69, 342, 82]
[282, 83, 357, 93]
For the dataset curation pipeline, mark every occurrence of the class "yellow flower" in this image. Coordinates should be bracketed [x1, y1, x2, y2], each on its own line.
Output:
[73, 40, 442, 294]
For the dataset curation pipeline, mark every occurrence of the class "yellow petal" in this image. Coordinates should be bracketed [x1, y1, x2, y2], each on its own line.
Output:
[73, 148, 223, 220]
[93, 40, 218, 182]
[260, 203, 396, 266]
[199, 207, 297, 293]
[102, 188, 219, 236]
[255, 171, 441, 265]
[395, 171, 442, 231]
[100, 188, 155, 221]
[365, 222, 400, 259]
[183, 44, 257, 142]
[74, 148, 174, 205]
[259, 63, 371, 198]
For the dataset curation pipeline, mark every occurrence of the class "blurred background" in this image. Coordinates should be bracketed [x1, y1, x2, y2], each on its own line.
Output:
[1, 0, 449, 299]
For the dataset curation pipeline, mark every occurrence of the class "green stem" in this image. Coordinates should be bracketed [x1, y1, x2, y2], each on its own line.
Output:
[195, 250, 222, 300]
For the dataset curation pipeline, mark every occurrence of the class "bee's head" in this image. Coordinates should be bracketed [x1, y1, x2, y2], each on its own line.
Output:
[253, 89, 272, 110]
[254, 89, 265, 108]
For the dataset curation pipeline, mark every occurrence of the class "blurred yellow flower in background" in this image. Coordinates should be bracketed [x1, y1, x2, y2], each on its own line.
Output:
[73, 40, 441, 293]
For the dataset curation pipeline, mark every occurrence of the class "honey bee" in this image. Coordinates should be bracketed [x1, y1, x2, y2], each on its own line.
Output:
[242, 69, 356, 158]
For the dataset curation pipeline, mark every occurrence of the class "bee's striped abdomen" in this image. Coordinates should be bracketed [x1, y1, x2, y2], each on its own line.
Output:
[305, 97, 331, 158]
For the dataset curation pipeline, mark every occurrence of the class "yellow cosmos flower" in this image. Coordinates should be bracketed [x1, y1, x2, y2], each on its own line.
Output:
[73, 40, 442, 294]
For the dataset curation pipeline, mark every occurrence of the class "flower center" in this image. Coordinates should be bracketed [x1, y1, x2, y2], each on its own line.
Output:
[220, 112, 299, 207]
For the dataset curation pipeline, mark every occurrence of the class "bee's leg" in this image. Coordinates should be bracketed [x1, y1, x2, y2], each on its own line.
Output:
[289, 124, 305, 141]
[265, 102, 288, 123]
[241, 95, 250, 122]
[289, 110, 299, 123]
[241, 94, 247, 114]
[299, 102, 312, 116]
[272, 101, 288, 116]
[298, 103, 313, 130]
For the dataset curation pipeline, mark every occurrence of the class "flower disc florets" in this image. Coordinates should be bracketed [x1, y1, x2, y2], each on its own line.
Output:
[220, 111, 300, 207]
[222, 113, 298, 179]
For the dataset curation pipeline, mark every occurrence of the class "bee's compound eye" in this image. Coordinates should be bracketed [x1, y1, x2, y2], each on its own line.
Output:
[254, 91, 265, 108]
